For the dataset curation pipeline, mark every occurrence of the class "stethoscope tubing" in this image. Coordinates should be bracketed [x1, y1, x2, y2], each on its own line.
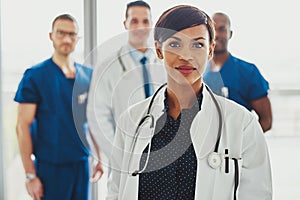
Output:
[205, 85, 223, 152]
[129, 83, 166, 176]
[129, 83, 223, 174]
[126, 78, 239, 199]
[117, 47, 127, 72]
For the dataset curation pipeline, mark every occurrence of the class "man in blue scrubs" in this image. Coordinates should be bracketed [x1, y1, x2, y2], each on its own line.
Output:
[15, 14, 103, 200]
[203, 12, 272, 132]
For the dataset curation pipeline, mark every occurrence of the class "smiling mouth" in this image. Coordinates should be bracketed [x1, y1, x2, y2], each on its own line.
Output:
[175, 66, 196, 74]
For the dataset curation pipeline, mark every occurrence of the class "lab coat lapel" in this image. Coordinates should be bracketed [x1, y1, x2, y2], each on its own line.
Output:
[123, 89, 166, 200]
[118, 46, 146, 103]
[191, 85, 222, 199]
[149, 87, 166, 118]
[130, 88, 166, 168]
[121, 116, 153, 200]
[191, 85, 219, 159]
[120, 46, 137, 72]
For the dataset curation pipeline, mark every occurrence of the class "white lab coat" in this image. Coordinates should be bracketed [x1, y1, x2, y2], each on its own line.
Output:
[107, 85, 272, 200]
[87, 44, 166, 156]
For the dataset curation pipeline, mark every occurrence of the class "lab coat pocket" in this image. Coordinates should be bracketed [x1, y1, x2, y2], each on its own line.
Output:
[215, 157, 243, 199]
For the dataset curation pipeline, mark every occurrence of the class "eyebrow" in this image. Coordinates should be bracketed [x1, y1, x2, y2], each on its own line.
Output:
[170, 36, 206, 41]
[56, 29, 77, 33]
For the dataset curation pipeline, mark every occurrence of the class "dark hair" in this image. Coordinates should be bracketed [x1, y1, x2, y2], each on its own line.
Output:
[125, 1, 151, 19]
[154, 5, 215, 44]
[52, 14, 78, 30]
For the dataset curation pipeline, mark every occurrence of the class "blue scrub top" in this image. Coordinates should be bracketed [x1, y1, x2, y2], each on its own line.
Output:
[203, 54, 269, 111]
[14, 58, 92, 164]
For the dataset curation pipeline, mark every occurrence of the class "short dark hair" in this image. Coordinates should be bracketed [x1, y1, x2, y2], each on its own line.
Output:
[125, 1, 151, 19]
[52, 14, 78, 30]
[154, 5, 215, 44]
[212, 12, 231, 28]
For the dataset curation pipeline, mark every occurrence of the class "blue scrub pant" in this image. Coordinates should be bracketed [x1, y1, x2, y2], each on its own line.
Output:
[35, 159, 89, 200]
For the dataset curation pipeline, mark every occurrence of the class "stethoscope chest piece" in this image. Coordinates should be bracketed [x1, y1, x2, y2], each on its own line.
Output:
[208, 152, 222, 169]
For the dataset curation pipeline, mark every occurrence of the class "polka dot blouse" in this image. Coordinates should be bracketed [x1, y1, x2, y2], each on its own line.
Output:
[138, 86, 203, 200]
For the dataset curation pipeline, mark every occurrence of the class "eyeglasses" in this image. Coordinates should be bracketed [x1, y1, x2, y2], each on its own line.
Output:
[55, 30, 78, 40]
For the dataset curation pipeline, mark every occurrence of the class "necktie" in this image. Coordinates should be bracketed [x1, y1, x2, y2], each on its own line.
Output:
[140, 56, 153, 98]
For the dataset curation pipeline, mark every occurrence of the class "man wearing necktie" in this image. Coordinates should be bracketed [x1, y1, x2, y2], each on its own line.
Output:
[87, 1, 166, 168]
[140, 56, 153, 98]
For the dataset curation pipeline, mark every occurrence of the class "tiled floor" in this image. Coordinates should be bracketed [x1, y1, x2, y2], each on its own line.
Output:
[7, 136, 300, 200]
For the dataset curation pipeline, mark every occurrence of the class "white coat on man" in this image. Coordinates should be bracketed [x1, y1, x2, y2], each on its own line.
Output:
[106, 85, 272, 200]
[87, 44, 166, 157]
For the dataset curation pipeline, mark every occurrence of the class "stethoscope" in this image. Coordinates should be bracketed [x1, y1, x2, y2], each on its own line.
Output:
[117, 48, 127, 72]
[127, 83, 240, 200]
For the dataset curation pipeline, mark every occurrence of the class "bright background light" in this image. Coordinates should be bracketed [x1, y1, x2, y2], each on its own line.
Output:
[98, 0, 300, 90]
[1, 0, 300, 199]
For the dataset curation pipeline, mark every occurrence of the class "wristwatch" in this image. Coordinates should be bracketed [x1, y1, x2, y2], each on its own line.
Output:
[25, 173, 36, 182]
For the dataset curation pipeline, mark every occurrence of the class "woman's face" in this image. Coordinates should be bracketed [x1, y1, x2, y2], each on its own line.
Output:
[156, 25, 214, 86]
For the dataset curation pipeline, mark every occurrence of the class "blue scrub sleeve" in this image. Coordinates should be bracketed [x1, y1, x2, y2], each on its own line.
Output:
[247, 65, 269, 100]
[14, 69, 40, 103]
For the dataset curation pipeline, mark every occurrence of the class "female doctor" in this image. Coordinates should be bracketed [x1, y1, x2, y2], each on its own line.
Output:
[107, 5, 272, 200]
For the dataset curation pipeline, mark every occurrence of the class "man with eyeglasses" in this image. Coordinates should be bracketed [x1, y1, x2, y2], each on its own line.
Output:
[14, 14, 103, 200]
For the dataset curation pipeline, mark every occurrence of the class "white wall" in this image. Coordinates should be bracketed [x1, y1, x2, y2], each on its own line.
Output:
[98, 0, 300, 89]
